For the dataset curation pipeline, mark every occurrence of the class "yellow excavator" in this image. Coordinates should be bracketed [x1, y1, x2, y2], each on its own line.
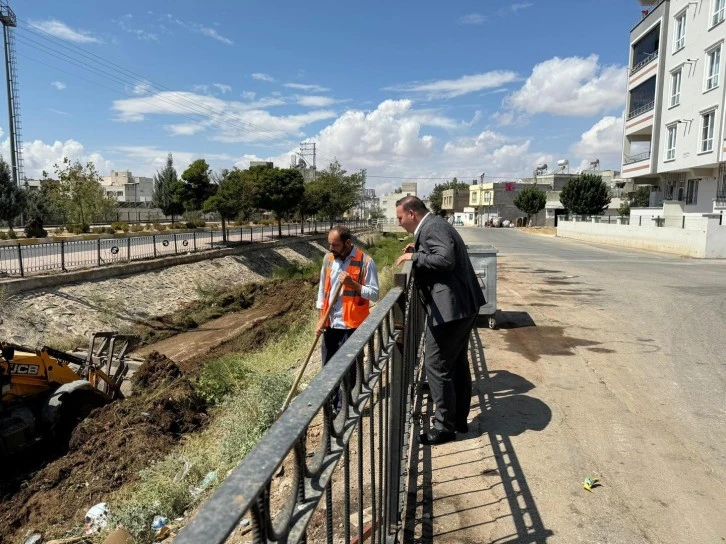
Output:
[0, 332, 136, 457]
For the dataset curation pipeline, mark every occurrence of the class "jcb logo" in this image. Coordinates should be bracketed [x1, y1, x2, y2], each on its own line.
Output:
[9, 363, 40, 375]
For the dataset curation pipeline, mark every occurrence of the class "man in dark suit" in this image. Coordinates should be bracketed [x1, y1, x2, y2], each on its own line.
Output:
[395, 196, 485, 445]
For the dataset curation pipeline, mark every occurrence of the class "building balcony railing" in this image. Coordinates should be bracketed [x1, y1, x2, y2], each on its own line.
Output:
[630, 51, 658, 76]
[627, 101, 655, 120]
[624, 150, 651, 165]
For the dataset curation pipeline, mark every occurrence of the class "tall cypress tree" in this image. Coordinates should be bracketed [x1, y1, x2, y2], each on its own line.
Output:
[0, 157, 26, 231]
[152, 153, 185, 223]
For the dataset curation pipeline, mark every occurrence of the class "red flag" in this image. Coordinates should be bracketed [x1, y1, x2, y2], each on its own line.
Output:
[505, 182, 514, 192]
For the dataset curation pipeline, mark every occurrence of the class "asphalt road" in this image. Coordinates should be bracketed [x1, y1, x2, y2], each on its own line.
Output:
[416, 228, 726, 543]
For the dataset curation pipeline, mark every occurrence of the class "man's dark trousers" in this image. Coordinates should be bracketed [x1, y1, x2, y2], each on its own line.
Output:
[425, 313, 477, 432]
[322, 327, 358, 411]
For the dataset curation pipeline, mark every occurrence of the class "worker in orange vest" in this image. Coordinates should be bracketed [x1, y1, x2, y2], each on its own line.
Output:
[316, 225, 379, 413]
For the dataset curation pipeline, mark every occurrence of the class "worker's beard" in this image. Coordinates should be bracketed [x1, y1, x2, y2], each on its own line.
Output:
[332, 246, 352, 260]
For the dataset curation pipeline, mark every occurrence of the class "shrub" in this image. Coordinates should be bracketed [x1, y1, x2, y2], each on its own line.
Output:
[152, 222, 166, 231]
[7, 229, 17, 239]
[53, 226, 66, 235]
[105, 227, 116, 234]
[24, 218, 47, 238]
[130, 224, 144, 233]
[194, 219, 207, 227]
[91, 227, 105, 234]
[0, 231, 7, 240]
[185, 221, 197, 229]
[111, 221, 130, 232]
[67, 223, 89, 234]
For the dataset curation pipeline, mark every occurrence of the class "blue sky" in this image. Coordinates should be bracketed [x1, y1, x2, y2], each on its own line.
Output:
[4, 0, 640, 196]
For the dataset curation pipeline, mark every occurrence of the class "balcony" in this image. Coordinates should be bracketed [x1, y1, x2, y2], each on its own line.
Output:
[631, 51, 658, 76]
[624, 150, 651, 165]
[627, 100, 654, 120]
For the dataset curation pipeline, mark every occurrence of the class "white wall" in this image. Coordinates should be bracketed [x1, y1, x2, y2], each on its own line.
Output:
[556, 218, 726, 258]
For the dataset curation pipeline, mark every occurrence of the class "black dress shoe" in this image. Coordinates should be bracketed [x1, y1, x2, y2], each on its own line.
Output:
[418, 428, 456, 446]
[455, 421, 469, 433]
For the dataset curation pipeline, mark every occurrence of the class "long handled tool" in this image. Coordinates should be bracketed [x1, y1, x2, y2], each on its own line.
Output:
[278, 281, 343, 417]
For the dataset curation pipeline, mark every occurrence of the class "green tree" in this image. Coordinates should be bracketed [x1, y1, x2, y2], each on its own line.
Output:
[152, 153, 186, 224]
[256, 168, 305, 236]
[618, 201, 631, 217]
[0, 157, 26, 232]
[632, 186, 651, 207]
[181, 158, 216, 212]
[559, 174, 612, 216]
[203, 169, 247, 242]
[297, 181, 323, 234]
[314, 161, 364, 228]
[53, 158, 117, 231]
[428, 177, 470, 216]
[23, 189, 49, 237]
[513, 186, 547, 225]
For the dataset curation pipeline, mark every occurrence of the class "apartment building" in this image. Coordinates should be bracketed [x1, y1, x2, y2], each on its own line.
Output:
[622, 0, 726, 216]
[379, 183, 418, 220]
[441, 186, 470, 216]
[102, 170, 154, 203]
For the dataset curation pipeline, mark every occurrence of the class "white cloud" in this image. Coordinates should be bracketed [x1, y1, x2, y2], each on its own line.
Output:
[197, 26, 233, 45]
[459, 13, 487, 25]
[29, 19, 101, 44]
[51, 81, 66, 91]
[386, 70, 519, 98]
[1, 138, 113, 179]
[506, 55, 627, 117]
[111, 91, 330, 142]
[251, 73, 275, 82]
[242, 91, 256, 100]
[570, 115, 624, 171]
[115, 17, 159, 41]
[213, 83, 232, 94]
[132, 82, 153, 95]
[443, 130, 509, 158]
[49, 108, 70, 116]
[510, 2, 534, 13]
[283, 83, 330, 92]
[297, 95, 337, 107]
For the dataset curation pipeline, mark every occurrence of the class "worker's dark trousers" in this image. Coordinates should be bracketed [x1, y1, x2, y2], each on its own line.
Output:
[424, 314, 477, 432]
[322, 327, 358, 412]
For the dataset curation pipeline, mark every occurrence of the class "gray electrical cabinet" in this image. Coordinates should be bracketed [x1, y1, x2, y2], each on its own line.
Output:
[466, 245, 498, 329]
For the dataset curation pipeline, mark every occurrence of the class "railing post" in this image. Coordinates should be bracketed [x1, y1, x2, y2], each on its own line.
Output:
[17, 243, 23, 277]
[193, 231, 197, 252]
[97, 238, 101, 266]
[639, 216, 642, 226]
[126, 237, 131, 262]
[386, 273, 408, 538]
[153, 234, 157, 258]
[210, 229, 213, 249]
[61, 240, 66, 271]
[174, 233, 178, 253]
[250, 227, 253, 243]
[682, 216, 686, 229]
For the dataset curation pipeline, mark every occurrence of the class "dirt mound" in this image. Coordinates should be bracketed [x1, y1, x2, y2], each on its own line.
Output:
[0, 352, 207, 543]
[131, 351, 182, 391]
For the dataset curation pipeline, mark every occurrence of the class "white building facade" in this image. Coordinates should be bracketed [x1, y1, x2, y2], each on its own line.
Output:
[622, 0, 726, 217]
[101, 170, 154, 203]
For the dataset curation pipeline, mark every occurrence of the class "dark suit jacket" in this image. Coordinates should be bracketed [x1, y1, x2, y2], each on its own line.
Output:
[412, 214, 486, 326]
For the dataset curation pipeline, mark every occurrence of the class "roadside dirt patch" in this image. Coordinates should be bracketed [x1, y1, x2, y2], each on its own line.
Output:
[0, 352, 207, 543]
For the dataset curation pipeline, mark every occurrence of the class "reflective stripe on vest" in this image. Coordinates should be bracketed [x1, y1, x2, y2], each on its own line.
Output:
[322, 248, 371, 329]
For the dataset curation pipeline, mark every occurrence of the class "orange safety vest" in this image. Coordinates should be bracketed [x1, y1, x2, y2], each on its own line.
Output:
[322, 248, 371, 329]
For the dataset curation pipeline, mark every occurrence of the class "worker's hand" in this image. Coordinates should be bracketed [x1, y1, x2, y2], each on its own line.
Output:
[403, 243, 415, 254]
[339, 271, 356, 289]
[396, 252, 413, 266]
[315, 316, 327, 335]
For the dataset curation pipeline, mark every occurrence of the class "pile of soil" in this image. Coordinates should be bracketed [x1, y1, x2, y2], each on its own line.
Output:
[0, 277, 318, 542]
[0, 352, 207, 543]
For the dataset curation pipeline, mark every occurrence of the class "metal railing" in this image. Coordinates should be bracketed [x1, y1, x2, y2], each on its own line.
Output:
[174, 268, 425, 544]
[0, 221, 366, 278]
[623, 150, 651, 165]
[627, 100, 655, 120]
[630, 51, 658, 75]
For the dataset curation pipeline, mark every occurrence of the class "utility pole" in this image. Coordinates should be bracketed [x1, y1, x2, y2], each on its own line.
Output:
[1, 1, 23, 189]
[300, 142, 316, 181]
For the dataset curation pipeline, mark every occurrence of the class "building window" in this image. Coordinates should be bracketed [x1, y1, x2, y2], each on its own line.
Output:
[674, 12, 687, 51]
[471, 193, 478, 204]
[701, 110, 716, 152]
[713, 0, 725, 26]
[686, 179, 699, 205]
[666, 125, 677, 160]
[706, 46, 721, 90]
[670, 70, 682, 107]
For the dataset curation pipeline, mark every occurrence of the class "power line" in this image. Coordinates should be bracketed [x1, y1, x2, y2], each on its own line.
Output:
[15, 22, 302, 148]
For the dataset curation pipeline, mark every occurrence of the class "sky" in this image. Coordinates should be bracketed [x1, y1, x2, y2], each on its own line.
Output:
[2, 0, 641, 197]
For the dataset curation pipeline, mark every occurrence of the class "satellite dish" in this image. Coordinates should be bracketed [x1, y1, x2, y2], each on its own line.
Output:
[590, 159, 600, 170]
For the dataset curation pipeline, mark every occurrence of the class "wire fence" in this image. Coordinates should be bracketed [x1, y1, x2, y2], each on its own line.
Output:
[0, 220, 366, 278]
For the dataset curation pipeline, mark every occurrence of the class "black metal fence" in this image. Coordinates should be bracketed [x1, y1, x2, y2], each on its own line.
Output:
[174, 267, 425, 544]
[0, 220, 366, 277]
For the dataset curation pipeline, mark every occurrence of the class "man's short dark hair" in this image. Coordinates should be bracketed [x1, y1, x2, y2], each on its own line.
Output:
[330, 225, 352, 243]
[396, 195, 428, 215]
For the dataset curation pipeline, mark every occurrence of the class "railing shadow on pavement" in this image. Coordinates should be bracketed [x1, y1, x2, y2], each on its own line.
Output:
[403, 327, 554, 544]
